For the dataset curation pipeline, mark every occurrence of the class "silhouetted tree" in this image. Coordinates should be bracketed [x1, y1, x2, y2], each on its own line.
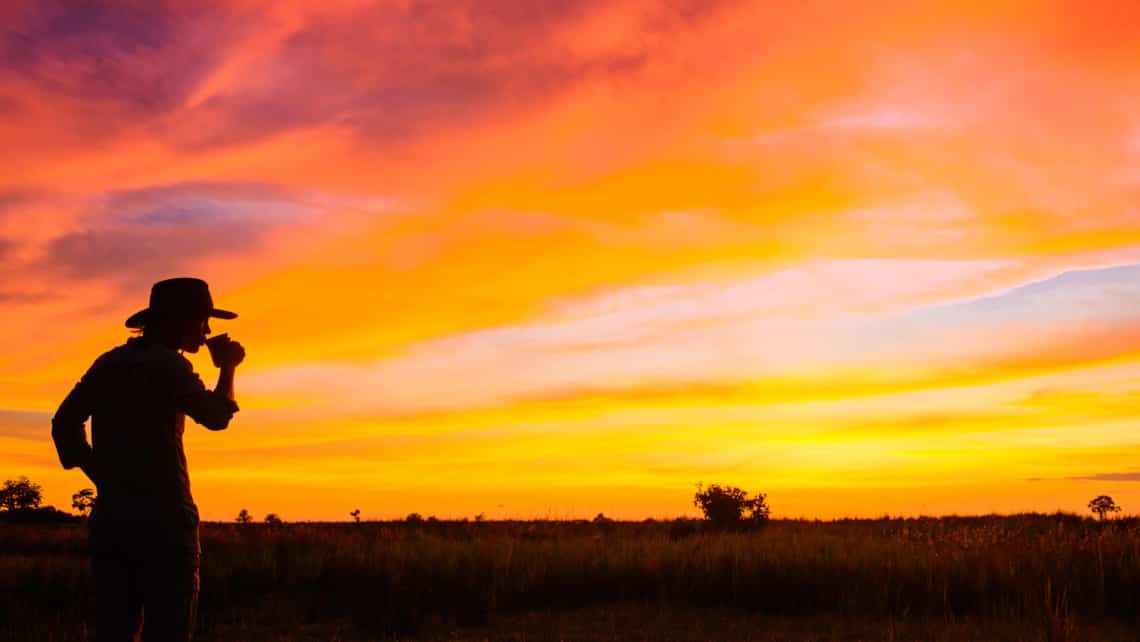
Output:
[405, 512, 424, 524]
[474, 512, 485, 522]
[750, 492, 772, 522]
[71, 488, 96, 516]
[1089, 495, 1121, 521]
[236, 508, 252, 524]
[350, 508, 361, 523]
[593, 512, 614, 524]
[693, 483, 770, 527]
[0, 477, 43, 512]
[264, 513, 283, 525]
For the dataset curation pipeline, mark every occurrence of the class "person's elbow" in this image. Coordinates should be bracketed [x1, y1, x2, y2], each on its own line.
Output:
[51, 405, 75, 432]
[50, 415, 69, 442]
[187, 393, 239, 431]
[50, 416, 90, 469]
[198, 408, 237, 431]
[201, 414, 233, 431]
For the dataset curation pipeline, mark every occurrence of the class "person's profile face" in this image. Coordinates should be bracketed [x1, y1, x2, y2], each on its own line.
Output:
[179, 317, 211, 353]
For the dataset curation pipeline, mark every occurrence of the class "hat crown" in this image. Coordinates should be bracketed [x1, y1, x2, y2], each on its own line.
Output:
[149, 278, 215, 318]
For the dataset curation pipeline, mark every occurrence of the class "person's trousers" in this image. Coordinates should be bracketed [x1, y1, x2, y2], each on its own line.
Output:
[90, 534, 200, 642]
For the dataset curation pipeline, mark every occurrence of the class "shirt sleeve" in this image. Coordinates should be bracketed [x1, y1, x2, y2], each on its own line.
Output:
[51, 362, 97, 470]
[169, 358, 239, 431]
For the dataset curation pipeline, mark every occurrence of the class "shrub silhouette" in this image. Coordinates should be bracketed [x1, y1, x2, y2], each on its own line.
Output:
[1, 477, 43, 512]
[693, 483, 770, 528]
[236, 508, 252, 524]
[350, 508, 361, 523]
[405, 512, 424, 524]
[264, 513, 283, 525]
[1088, 495, 1121, 521]
[71, 488, 95, 516]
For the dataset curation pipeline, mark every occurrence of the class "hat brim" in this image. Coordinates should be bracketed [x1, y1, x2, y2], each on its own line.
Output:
[125, 308, 238, 329]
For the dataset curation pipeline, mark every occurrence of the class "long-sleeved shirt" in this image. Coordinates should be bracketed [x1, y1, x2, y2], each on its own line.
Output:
[52, 336, 238, 542]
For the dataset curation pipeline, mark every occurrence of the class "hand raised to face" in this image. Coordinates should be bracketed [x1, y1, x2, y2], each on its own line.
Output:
[222, 340, 246, 368]
[207, 335, 246, 368]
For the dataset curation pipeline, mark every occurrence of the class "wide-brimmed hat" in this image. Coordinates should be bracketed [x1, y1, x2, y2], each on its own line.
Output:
[125, 277, 237, 329]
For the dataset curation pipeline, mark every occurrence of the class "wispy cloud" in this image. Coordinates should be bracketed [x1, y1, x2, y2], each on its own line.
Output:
[237, 260, 1140, 424]
[0, 408, 51, 441]
[1069, 471, 1140, 482]
[39, 182, 308, 285]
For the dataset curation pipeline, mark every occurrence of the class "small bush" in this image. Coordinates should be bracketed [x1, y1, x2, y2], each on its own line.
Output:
[693, 483, 770, 529]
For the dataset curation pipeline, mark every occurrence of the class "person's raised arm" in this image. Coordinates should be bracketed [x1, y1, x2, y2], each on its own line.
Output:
[173, 339, 245, 431]
[215, 363, 236, 402]
[210, 337, 244, 402]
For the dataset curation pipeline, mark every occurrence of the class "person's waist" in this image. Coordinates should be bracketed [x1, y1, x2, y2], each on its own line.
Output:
[92, 495, 198, 525]
[94, 481, 193, 509]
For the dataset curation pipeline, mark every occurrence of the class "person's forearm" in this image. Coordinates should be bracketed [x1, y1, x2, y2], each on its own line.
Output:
[214, 365, 236, 402]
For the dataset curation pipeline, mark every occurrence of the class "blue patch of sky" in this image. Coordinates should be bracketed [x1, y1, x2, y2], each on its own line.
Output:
[131, 197, 306, 226]
[843, 263, 1140, 357]
[105, 182, 392, 229]
[907, 263, 1140, 327]
[119, 185, 311, 228]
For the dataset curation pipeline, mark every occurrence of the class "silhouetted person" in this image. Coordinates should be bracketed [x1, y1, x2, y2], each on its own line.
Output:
[52, 278, 246, 642]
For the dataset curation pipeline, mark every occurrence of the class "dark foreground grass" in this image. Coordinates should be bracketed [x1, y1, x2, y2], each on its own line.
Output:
[4, 514, 1140, 640]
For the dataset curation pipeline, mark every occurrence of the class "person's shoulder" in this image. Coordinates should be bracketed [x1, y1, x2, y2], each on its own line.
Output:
[77, 342, 138, 379]
[149, 343, 193, 371]
[119, 337, 193, 372]
[90, 342, 131, 367]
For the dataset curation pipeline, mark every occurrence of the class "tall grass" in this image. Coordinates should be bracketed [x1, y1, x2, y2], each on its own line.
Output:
[3, 514, 1140, 639]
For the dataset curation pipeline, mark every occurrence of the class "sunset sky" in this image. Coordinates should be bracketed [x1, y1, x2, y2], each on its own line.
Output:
[4, 1, 1140, 521]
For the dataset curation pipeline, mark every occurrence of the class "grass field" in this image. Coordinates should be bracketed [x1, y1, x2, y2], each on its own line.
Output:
[3, 514, 1140, 641]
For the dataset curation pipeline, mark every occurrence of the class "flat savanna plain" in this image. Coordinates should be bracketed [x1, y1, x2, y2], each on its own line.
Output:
[4, 515, 1140, 641]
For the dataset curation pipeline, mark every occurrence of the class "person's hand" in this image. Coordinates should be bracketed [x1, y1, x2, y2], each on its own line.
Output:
[208, 336, 246, 368]
[220, 340, 245, 368]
